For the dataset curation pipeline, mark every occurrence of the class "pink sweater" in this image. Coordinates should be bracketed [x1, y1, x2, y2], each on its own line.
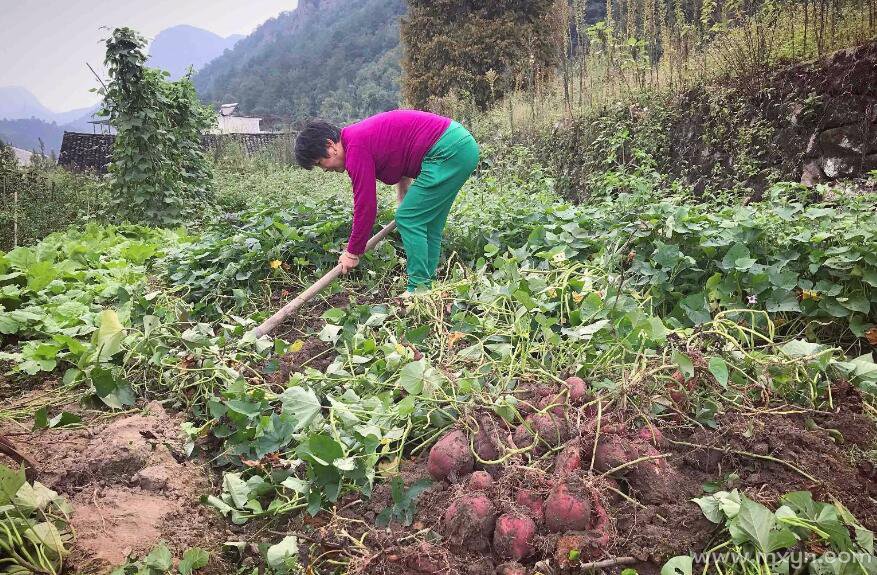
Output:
[341, 110, 451, 254]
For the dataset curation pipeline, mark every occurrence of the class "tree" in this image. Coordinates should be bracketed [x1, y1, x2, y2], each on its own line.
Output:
[401, 0, 559, 110]
[100, 27, 215, 226]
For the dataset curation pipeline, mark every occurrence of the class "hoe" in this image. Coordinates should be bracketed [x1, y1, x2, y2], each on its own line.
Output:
[252, 220, 397, 338]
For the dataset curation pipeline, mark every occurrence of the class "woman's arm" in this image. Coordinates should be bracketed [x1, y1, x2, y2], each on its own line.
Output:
[396, 176, 413, 204]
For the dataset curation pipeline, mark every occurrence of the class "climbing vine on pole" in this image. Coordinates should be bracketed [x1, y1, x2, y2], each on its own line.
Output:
[100, 27, 215, 226]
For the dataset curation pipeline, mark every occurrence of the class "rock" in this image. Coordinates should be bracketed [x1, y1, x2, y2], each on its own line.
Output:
[818, 125, 866, 154]
[135, 465, 171, 492]
[800, 159, 823, 186]
[822, 156, 858, 179]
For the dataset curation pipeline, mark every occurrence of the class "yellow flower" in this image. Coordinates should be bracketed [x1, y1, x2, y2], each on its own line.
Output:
[801, 289, 821, 301]
[572, 292, 585, 303]
[269, 259, 282, 269]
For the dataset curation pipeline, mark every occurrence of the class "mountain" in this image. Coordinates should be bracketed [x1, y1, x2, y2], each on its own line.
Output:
[0, 86, 55, 121]
[148, 25, 244, 80]
[193, 0, 406, 122]
[0, 86, 100, 125]
[0, 118, 65, 156]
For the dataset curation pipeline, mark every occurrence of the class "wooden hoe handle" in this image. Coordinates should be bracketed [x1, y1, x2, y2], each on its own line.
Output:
[252, 220, 397, 338]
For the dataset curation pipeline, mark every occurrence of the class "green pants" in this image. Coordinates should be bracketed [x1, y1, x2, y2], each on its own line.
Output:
[396, 121, 479, 291]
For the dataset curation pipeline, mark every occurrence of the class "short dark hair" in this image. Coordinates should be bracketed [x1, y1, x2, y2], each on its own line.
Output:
[294, 120, 341, 169]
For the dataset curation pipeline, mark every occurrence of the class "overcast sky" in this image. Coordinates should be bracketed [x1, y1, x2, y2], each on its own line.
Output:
[0, 0, 297, 112]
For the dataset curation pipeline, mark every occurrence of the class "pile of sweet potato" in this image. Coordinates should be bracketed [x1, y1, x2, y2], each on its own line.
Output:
[419, 376, 678, 573]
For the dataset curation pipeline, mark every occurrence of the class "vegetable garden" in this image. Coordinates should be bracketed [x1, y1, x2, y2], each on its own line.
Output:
[1, 144, 875, 574]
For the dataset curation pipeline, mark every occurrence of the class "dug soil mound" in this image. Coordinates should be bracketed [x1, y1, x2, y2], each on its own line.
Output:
[308, 380, 876, 575]
[3, 399, 230, 573]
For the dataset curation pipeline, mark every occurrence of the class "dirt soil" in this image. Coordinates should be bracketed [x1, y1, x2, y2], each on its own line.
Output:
[303, 382, 876, 575]
[1, 397, 233, 574]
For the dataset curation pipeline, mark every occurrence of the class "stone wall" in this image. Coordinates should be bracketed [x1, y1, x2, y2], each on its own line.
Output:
[540, 40, 877, 201]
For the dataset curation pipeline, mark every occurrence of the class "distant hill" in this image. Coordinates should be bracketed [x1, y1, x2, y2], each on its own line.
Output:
[193, 0, 406, 122]
[0, 86, 96, 125]
[0, 86, 55, 121]
[147, 25, 244, 80]
[0, 118, 65, 156]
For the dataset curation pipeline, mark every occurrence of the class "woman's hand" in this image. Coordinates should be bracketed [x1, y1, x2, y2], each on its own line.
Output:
[396, 177, 413, 204]
[339, 250, 360, 273]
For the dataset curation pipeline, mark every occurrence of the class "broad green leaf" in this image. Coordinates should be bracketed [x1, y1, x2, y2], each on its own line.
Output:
[692, 494, 723, 523]
[672, 350, 694, 380]
[279, 387, 322, 431]
[266, 535, 299, 568]
[0, 313, 20, 334]
[95, 309, 125, 361]
[49, 411, 81, 428]
[223, 473, 250, 508]
[14, 480, 58, 512]
[0, 464, 26, 504]
[297, 434, 344, 467]
[399, 359, 427, 395]
[145, 542, 173, 571]
[24, 522, 64, 554]
[780, 339, 827, 358]
[708, 357, 729, 387]
[661, 556, 693, 575]
[178, 547, 209, 574]
[734, 497, 775, 552]
[33, 406, 49, 430]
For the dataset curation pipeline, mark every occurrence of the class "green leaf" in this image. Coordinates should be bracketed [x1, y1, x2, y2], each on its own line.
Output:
[24, 522, 64, 554]
[721, 244, 750, 271]
[33, 407, 49, 430]
[178, 548, 209, 574]
[48, 411, 81, 428]
[398, 360, 427, 395]
[661, 556, 693, 575]
[708, 357, 729, 387]
[297, 434, 344, 467]
[95, 309, 125, 361]
[223, 473, 250, 509]
[780, 339, 827, 358]
[0, 464, 26, 504]
[266, 535, 299, 569]
[145, 542, 173, 571]
[838, 295, 870, 314]
[672, 350, 694, 380]
[735, 497, 775, 552]
[279, 387, 322, 431]
[14, 481, 58, 512]
[0, 313, 20, 334]
[692, 494, 723, 523]
[91, 367, 135, 409]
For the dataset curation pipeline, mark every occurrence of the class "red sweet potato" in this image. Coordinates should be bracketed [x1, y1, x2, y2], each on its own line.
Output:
[496, 562, 527, 575]
[442, 494, 497, 551]
[493, 512, 537, 560]
[544, 481, 591, 532]
[636, 425, 665, 447]
[591, 435, 634, 473]
[515, 489, 544, 521]
[565, 376, 588, 403]
[428, 429, 474, 481]
[626, 442, 675, 503]
[537, 394, 566, 417]
[514, 413, 568, 449]
[473, 416, 501, 465]
[469, 470, 494, 491]
[554, 442, 582, 475]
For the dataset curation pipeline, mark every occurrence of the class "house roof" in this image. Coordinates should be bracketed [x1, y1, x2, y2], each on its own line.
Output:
[219, 103, 239, 117]
[11, 147, 32, 165]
